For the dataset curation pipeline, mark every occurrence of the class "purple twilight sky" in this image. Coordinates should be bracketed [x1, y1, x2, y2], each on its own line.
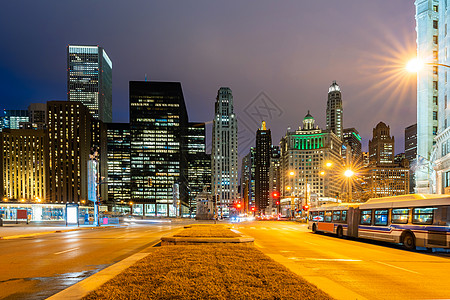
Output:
[0, 1, 417, 157]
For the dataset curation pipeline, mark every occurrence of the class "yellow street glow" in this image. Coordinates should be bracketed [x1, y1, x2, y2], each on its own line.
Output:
[344, 169, 355, 178]
[289, 171, 295, 176]
[406, 58, 424, 73]
[325, 162, 333, 168]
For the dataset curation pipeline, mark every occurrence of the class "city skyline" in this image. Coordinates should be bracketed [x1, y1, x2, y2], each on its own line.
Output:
[0, 1, 416, 154]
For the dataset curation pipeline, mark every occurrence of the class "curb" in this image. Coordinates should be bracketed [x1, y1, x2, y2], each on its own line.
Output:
[161, 236, 254, 245]
[46, 251, 152, 300]
[0, 225, 124, 240]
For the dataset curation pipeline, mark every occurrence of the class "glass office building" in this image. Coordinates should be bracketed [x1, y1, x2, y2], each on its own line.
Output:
[67, 45, 112, 123]
[129, 81, 188, 217]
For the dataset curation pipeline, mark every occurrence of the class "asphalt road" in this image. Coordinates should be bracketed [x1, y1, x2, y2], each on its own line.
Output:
[0, 221, 185, 299]
[233, 221, 450, 300]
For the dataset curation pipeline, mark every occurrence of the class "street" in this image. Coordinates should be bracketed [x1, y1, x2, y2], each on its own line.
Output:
[0, 222, 183, 299]
[234, 221, 450, 300]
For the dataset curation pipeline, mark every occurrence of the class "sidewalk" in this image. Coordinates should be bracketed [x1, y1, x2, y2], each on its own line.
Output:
[0, 223, 119, 239]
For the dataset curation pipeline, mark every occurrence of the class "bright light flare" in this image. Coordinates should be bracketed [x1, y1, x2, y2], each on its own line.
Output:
[325, 162, 333, 168]
[406, 58, 424, 73]
[289, 171, 295, 176]
[344, 169, 355, 178]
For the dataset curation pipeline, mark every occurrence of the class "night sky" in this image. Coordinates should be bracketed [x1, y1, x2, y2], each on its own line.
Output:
[0, 1, 416, 157]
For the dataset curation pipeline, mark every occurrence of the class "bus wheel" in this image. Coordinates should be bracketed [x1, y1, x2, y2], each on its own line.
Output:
[336, 226, 343, 238]
[312, 224, 317, 234]
[403, 232, 416, 250]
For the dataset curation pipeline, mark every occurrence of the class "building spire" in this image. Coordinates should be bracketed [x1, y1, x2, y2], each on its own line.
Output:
[261, 121, 266, 130]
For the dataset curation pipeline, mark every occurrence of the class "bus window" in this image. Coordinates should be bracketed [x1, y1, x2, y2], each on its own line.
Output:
[412, 207, 434, 225]
[374, 209, 388, 226]
[325, 211, 332, 222]
[316, 211, 324, 222]
[333, 211, 341, 222]
[391, 208, 409, 224]
[341, 210, 347, 222]
[309, 211, 318, 221]
[360, 210, 372, 225]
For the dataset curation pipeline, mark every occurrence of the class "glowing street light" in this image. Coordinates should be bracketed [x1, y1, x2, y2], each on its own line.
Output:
[319, 171, 325, 176]
[344, 169, 355, 178]
[325, 162, 333, 168]
[406, 58, 424, 73]
[289, 171, 295, 176]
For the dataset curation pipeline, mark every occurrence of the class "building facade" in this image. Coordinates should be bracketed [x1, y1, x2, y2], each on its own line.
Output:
[20, 103, 47, 130]
[1, 110, 29, 131]
[0, 129, 48, 202]
[129, 81, 189, 217]
[211, 87, 239, 214]
[187, 122, 211, 215]
[343, 127, 362, 162]
[106, 123, 131, 207]
[362, 162, 410, 198]
[255, 121, 272, 213]
[268, 145, 281, 210]
[414, 0, 439, 193]
[240, 148, 255, 212]
[368, 122, 395, 165]
[47, 101, 96, 203]
[326, 81, 343, 140]
[280, 112, 342, 206]
[67, 45, 112, 123]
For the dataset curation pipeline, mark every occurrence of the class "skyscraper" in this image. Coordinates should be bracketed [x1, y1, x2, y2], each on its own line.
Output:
[211, 87, 238, 214]
[255, 121, 272, 213]
[405, 123, 417, 194]
[106, 123, 131, 208]
[326, 81, 343, 140]
[129, 81, 188, 217]
[368, 122, 395, 165]
[240, 148, 255, 212]
[343, 128, 362, 162]
[47, 101, 106, 203]
[414, 1, 439, 193]
[67, 45, 112, 123]
[187, 122, 211, 215]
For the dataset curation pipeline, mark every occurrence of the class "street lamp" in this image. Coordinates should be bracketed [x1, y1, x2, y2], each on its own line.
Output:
[344, 169, 355, 202]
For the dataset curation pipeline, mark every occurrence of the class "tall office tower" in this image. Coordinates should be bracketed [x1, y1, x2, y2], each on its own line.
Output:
[211, 87, 238, 215]
[20, 103, 47, 130]
[129, 81, 188, 217]
[268, 145, 281, 208]
[1, 110, 29, 131]
[414, 1, 439, 193]
[343, 128, 362, 162]
[106, 123, 131, 208]
[405, 124, 417, 193]
[405, 124, 418, 162]
[255, 121, 272, 213]
[47, 101, 106, 203]
[67, 45, 112, 123]
[240, 148, 255, 212]
[368, 122, 395, 165]
[0, 129, 48, 202]
[280, 112, 342, 210]
[187, 122, 211, 215]
[326, 81, 343, 140]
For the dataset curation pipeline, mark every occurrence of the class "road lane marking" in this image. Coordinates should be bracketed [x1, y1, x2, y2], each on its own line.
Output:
[254, 242, 264, 248]
[303, 241, 319, 246]
[54, 247, 80, 255]
[250, 227, 256, 229]
[280, 250, 293, 253]
[375, 261, 420, 274]
[288, 257, 362, 262]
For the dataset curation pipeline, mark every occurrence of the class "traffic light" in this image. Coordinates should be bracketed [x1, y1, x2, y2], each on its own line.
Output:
[272, 191, 279, 198]
[303, 205, 310, 211]
[251, 207, 255, 211]
[276, 201, 279, 205]
[236, 202, 242, 209]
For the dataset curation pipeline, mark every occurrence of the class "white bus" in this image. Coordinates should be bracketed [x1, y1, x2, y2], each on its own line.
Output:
[308, 194, 450, 250]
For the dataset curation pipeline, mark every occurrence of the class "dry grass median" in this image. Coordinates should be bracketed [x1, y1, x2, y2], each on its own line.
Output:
[173, 224, 240, 238]
[84, 244, 332, 300]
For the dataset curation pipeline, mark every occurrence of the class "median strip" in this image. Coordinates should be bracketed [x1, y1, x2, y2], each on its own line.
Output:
[52, 224, 333, 299]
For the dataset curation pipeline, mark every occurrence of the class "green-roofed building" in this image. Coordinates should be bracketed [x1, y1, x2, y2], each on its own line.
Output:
[280, 111, 342, 210]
